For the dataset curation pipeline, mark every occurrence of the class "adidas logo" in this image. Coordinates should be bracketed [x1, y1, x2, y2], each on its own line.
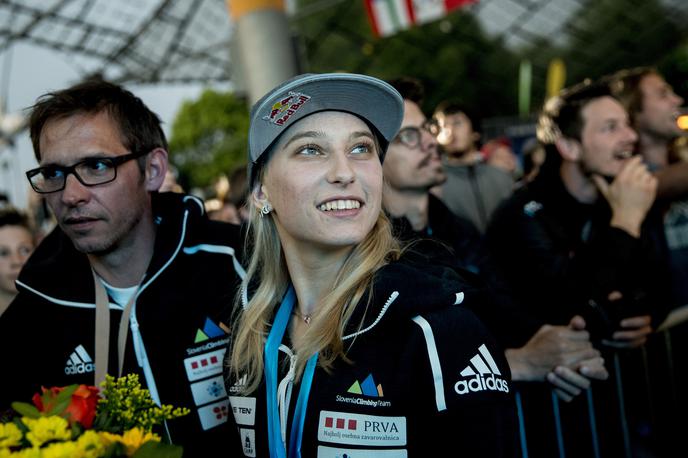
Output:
[64, 344, 95, 376]
[454, 344, 509, 395]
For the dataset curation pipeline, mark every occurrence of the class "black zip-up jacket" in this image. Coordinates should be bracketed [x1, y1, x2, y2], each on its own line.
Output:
[225, 256, 517, 457]
[0, 192, 244, 456]
[391, 194, 543, 348]
[486, 171, 672, 340]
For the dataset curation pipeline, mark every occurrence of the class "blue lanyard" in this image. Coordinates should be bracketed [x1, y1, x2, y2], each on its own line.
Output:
[265, 286, 318, 458]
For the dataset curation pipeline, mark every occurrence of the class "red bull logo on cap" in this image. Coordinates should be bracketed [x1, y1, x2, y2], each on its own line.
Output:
[263, 91, 311, 126]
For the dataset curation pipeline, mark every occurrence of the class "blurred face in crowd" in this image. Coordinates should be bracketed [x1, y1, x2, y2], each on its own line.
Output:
[0, 225, 34, 294]
[383, 100, 445, 191]
[635, 73, 684, 140]
[436, 111, 477, 156]
[39, 111, 158, 255]
[256, 111, 383, 254]
[577, 96, 638, 178]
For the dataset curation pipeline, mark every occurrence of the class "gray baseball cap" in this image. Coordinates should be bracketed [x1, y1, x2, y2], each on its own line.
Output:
[247, 73, 404, 186]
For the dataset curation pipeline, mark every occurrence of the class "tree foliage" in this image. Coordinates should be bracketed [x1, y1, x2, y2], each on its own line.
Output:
[168, 88, 249, 190]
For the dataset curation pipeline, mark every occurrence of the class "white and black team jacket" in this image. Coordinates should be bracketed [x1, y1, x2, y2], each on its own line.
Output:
[0, 193, 245, 457]
[225, 256, 517, 457]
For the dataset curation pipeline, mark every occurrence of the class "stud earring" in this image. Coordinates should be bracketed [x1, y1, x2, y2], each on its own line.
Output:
[260, 202, 273, 217]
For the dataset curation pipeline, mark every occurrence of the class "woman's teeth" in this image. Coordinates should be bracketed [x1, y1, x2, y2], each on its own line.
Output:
[318, 200, 361, 211]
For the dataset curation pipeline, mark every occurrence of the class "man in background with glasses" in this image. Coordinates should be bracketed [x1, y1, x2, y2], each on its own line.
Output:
[383, 77, 607, 403]
[0, 79, 244, 455]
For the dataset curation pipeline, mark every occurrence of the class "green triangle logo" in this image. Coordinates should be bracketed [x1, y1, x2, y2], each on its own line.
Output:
[347, 380, 362, 395]
[194, 329, 209, 343]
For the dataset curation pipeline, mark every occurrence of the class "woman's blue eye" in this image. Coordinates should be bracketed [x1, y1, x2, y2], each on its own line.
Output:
[298, 145, 321, 156]
[351, 144, 371, 155]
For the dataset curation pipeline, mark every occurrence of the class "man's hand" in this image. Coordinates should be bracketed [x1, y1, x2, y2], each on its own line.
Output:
[506, 316, 599, 382]
[592, 156, 657, 237]
[548, 355, 608, 402]
[602, 315, 653, 349]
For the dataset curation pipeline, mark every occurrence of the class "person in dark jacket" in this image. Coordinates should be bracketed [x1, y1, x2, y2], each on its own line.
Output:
[225, 73, 516, 457]
[486, 77, 674, 457]
[487, 79, 671, 342]
[383, 78, 607, 402]
[0, 80, 244, 456]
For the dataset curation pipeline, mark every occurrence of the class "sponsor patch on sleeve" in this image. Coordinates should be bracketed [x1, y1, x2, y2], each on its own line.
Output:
[197, 398, 230, 431]
[240, 428, 256, 457]
[190, 375, 228, 406]
[183, 348, 225, 382]
[230, 396, 256, 426]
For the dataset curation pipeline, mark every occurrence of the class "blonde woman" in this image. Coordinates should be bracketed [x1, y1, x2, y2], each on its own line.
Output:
[225, 73, 516, 457]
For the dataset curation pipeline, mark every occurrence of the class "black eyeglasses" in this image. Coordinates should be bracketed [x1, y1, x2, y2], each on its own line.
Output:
[26, 150, 149, 194]
[393, 120, 440, 149]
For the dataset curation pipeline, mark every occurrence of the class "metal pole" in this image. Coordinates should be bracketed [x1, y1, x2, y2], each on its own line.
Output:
[226, 0, 299, 105]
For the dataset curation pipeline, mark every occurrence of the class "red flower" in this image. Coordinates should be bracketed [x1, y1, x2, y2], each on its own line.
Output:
[32, 385, 100, 429]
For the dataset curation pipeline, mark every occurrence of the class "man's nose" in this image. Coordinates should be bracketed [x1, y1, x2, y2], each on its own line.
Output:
[60, 173, 91, 206]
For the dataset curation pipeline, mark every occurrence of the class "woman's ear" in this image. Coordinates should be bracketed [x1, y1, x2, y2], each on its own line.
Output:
[555, 137, 582, 162]
[252, 184, 270, 211]
[145, 147, 169, 191]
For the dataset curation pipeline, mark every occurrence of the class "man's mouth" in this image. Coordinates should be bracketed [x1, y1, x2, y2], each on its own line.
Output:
[613, 150, 634, 160]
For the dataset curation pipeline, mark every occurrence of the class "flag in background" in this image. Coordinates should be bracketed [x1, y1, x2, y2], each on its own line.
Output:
[364, 0, 476, 37]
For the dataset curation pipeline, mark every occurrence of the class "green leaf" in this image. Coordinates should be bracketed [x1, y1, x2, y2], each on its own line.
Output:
[47, 385, 78, 416]
[132, 441, 184, 458]
[11, 402, 40, 418]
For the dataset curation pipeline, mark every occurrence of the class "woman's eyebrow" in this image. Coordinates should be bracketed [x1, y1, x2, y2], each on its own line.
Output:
[282, 130, 326, 149]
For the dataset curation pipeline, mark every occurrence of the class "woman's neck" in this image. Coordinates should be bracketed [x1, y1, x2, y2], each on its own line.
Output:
[282, 243, 353, 318]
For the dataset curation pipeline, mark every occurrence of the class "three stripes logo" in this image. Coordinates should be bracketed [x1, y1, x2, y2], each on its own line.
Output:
[454, 344, 509, 395]
[64, 344, 95, 375]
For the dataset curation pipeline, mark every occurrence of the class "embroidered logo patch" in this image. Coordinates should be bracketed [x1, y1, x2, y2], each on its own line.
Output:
[184, 348, 225, 382]
[347, 373, 384, 397]
[317, 411, 406, 446]
[230, 396, 257, 426]
[194, 317, 227, 343]
[263, 91, 311, 126]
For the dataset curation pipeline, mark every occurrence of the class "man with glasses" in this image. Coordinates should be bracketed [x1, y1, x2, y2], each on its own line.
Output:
[433, 101, 514, 232]
[384, 77, 607, 403]
[0, 79, 244, 455]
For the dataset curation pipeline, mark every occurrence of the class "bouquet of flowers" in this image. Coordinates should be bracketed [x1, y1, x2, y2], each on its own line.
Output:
[0, 374, 189, 457]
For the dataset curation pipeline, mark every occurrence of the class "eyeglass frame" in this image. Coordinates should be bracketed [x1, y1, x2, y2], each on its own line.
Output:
[392, 119, 440, 149]
[25, 149, 150, 194]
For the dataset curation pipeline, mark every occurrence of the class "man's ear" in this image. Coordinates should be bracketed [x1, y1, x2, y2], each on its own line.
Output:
[145, 147, 168, 191]
[555, 137, 582, 162]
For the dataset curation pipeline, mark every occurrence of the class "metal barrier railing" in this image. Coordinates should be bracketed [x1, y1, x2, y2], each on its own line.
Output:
[513, 318, 688, 457]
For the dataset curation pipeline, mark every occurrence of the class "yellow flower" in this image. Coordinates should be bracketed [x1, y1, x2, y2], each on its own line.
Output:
[0, 422, 22, 448]
[7, 449, 41, 458]
[42, 441, 81, 458]
[21, 416, 71, 448]
[99, 428, 160, 457]
[76, 430, 106, 458]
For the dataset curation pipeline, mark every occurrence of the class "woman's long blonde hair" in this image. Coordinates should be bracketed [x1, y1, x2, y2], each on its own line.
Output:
[229, 157, 400, 394]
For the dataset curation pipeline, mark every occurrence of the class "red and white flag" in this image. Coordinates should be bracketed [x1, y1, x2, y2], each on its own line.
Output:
[364, 0, 476, 37]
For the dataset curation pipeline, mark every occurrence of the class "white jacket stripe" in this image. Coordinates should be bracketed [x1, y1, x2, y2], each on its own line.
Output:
[183, 244, 246, 279]
[412, 315, 447, 412]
